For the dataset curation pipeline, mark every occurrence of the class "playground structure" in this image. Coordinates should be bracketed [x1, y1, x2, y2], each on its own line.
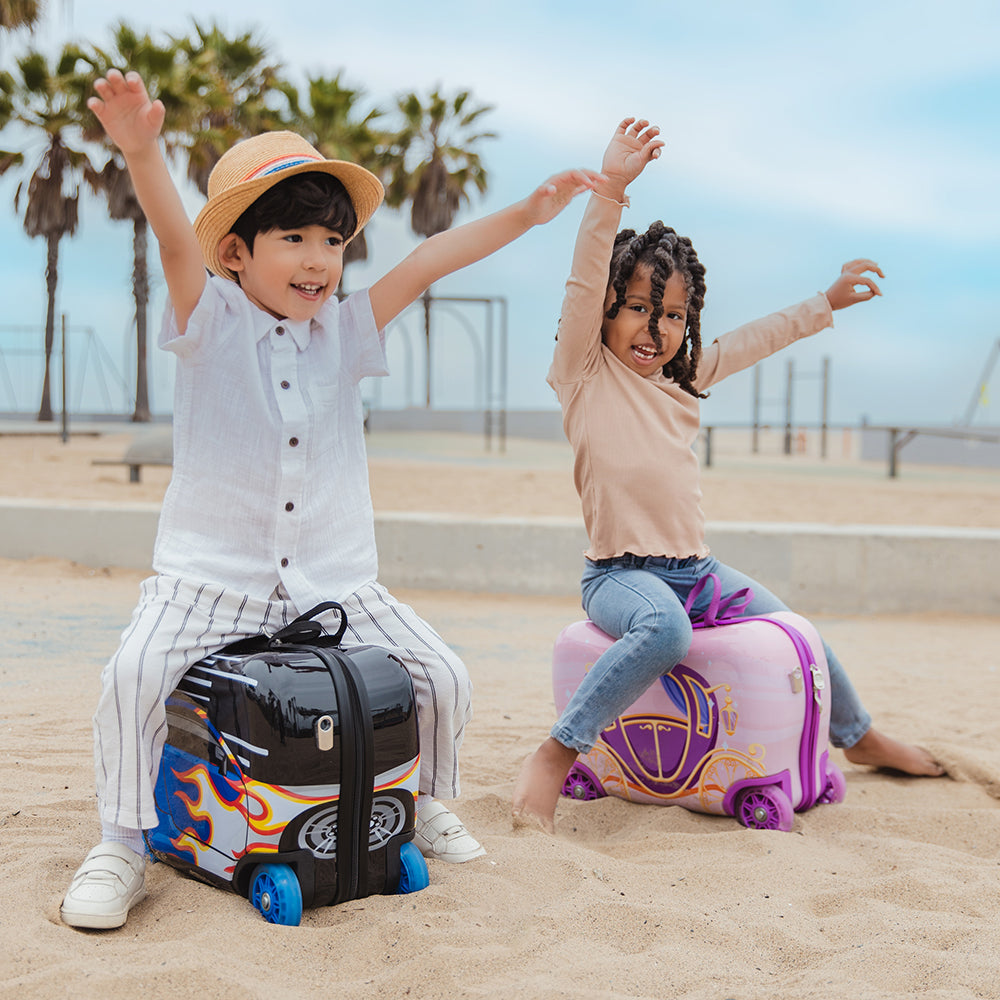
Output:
[751, 356, 831, 458]
[361, 292, 510, 452]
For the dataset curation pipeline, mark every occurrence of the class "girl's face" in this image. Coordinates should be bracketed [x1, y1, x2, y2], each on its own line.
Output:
[601, 266, 688, 376]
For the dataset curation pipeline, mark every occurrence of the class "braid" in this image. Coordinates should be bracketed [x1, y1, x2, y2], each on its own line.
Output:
[606, 221, 708, 399]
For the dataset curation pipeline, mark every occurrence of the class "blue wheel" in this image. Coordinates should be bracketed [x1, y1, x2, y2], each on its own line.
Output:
[250, 863, 303, 926]
[396, 841, 430, 894]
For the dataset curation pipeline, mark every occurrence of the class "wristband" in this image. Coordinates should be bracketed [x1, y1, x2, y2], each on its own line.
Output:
[592, 191, 630, 208]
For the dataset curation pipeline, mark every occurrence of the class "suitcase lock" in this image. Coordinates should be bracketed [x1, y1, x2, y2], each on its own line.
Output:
[316, 715, 335, 751]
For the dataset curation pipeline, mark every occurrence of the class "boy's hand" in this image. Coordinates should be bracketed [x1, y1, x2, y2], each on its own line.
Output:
[600, 117, 664, 192]
[523, 169, 606, 227]
[88, 69, 165, 156]
[825, 258, 885, 310]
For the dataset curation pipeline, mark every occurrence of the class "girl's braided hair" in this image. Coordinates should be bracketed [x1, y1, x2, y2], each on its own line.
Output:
[606, 220, 708, 398]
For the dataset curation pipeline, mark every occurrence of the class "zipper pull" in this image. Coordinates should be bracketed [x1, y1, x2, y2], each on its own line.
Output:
[809, 662, 825, 708]
[788, 665, 803, 694]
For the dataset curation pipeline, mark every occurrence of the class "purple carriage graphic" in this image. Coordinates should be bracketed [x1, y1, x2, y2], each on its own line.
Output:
[553, 613, 846, 831]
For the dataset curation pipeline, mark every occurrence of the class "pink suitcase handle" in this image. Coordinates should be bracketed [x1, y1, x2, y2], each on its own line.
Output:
[684, 573, 753, 627]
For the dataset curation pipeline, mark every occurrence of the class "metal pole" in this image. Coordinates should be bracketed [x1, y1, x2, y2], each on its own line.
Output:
[60, 313, 69, 443]
[422, 289, 432, 408]
[484, 302, 493, 452]
[499, 298, 508, 454]
[820, 356, 830, 459]
[783, 359, 794, 455]
[751, 365, 761, 454]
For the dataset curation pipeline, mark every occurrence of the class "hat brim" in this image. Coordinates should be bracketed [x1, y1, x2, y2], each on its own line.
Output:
[194, 159, 385, 281]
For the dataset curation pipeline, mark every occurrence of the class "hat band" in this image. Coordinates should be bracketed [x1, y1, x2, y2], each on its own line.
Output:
[240, 153, 325, 183]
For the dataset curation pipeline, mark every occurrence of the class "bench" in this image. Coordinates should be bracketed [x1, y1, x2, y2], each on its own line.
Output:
[92, 428, 173, 483]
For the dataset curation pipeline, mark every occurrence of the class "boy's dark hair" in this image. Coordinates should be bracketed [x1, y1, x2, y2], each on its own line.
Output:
[606, 221, 708, 398]
[229, 171, 358, 253]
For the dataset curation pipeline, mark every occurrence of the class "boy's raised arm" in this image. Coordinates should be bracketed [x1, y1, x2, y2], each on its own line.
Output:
[88, 70, 206, 333]
[368, 168, 604, 331]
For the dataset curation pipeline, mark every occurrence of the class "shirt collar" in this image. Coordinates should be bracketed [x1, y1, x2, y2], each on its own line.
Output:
[250, 307, 316, 351]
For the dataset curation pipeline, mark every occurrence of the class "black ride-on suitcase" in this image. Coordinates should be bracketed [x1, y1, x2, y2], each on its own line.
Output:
[144, 602, 428, 925]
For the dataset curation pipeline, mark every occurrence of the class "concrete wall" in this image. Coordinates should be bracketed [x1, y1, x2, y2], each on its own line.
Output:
[2, 499, 996, 615]
[366, 408, 565, 441]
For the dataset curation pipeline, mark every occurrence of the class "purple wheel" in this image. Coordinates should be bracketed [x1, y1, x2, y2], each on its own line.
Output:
[561, 764, 606, 801]
[735, 785, 794, 831]
[816, 762, 847, 805]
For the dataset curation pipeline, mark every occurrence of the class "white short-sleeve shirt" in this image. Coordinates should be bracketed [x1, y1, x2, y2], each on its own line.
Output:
[155, 277, 388, 608]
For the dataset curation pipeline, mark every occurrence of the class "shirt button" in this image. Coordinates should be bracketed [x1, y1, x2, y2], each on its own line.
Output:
[289, 437, 299, 447]
[285, 501, 294, 511]
[276, 326, 285, 335]
[280, 557, 289, 568]
[280, 380, 290, 389]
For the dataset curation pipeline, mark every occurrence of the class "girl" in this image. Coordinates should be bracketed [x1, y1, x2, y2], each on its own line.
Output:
[512, 118, 943, 833]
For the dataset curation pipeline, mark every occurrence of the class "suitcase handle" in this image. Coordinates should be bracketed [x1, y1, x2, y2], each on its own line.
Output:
[684, 573, 753, 627]
[269, 601, 349, 646]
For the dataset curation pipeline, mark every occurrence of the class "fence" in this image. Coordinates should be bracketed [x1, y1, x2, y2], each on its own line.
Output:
[0, 321, 133, 418]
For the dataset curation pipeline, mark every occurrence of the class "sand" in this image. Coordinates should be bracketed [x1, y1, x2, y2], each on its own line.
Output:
[1, 427, 999, 999]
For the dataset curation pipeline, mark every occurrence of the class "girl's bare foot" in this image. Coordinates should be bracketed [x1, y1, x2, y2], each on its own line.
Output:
[843, 727, 945, 776]
[511, 738, 579, 834]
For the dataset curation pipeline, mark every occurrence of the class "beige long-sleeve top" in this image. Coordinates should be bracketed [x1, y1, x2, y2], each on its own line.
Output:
[548, 196, 834, 561]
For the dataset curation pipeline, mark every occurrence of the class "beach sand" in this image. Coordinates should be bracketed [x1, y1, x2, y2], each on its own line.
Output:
[2, 427, 999, 999]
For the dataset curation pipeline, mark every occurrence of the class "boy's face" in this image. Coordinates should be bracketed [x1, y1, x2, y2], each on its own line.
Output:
[221, 224, 345, 322]
[601, 266, 688, 376]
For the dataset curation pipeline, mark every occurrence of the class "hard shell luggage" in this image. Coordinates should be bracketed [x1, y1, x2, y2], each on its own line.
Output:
[144, 602, 428, 925]
[551, 578, 846, 831]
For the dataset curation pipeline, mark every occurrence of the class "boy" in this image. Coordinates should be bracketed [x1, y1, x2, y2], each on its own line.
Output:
[61, 69, 601, 929]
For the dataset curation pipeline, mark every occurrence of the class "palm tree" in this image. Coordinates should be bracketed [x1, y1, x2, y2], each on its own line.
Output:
[282, 71, 393, 281]
[384, 89, 495, 406]
[173, 21, 287, 195]
[0, 44, 98, 421]
[83, 21, 285, 421]
[83, 24, 201, 422]
[0, 0, 41, 32]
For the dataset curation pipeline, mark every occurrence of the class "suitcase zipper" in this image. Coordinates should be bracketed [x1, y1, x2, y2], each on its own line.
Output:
[711, 617, 824, 810]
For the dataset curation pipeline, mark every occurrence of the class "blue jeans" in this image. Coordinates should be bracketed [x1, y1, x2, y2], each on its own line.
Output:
[551, 554, 871, 754]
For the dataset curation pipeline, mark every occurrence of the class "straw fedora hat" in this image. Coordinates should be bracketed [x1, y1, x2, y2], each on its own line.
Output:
[193, 130, 385, 280]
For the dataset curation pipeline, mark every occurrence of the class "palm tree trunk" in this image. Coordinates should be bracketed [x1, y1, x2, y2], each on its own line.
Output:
[131, 216, 151, 422]
[37, 233, 58, 422]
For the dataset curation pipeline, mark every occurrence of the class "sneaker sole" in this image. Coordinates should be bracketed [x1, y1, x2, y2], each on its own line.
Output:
[61, 889, 146, 930]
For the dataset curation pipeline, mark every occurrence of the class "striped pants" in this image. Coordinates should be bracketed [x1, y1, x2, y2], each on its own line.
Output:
[93, 575, 473, 830]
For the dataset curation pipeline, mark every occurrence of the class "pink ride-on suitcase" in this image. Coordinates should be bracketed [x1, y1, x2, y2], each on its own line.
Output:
[552, 577, 846, 831]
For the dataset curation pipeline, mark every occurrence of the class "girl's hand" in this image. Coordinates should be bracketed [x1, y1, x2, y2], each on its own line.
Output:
[825, 258, 885, 310]
[87, 69, 165, 156]
[601, 117, 664, 189]
[523, 168, 606, 226]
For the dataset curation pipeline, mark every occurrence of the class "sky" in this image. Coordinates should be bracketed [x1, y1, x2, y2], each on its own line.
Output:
[1, 0, 999, 427]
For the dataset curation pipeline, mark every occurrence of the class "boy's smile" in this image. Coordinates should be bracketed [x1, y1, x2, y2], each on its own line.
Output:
[221, 225, 345, 322]
[601, 267, 688, 376]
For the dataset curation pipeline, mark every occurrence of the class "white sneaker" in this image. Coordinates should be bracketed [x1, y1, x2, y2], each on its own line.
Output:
[413, 801, 486, 863]
[61, 842, 147, 929]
